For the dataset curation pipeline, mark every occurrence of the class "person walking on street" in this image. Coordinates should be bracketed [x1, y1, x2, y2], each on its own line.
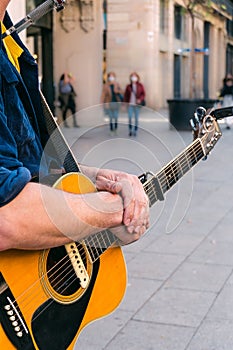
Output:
[124, 72, 145, 137]
[59, 72, 79, 128]
[100, 72, 123, 135]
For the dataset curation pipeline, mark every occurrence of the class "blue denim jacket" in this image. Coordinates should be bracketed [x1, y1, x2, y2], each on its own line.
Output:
[0, 14, 51, 206]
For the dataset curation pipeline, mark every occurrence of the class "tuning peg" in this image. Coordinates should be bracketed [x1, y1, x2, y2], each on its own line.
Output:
[190, 106, 206, 133]
[195, 106, 206, 122]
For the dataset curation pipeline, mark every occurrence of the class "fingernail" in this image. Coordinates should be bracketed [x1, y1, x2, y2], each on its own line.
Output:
[125, 219, 130, 225]
[127, 226, 134, 233]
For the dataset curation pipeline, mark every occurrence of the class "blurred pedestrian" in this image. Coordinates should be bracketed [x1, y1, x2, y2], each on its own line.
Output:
[219, 73, 233, 129]
[59, 72, 78, 127]
[124, 72, 145, 136]
[100, 72, 123, 135]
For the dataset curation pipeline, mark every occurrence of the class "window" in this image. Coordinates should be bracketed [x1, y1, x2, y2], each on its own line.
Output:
[226, 18, 233, 38]
[174, 5, 182, 39]
[226, 44, 233, 75]
[160, 0, 166, 33]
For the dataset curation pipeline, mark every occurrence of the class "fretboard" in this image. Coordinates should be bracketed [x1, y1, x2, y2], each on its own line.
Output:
[83, 229, 117, 263]
[144, 137, 205, 207]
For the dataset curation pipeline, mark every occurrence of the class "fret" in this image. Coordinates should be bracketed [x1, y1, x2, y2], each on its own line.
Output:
[144, 176, 164, 207]
[95, 231, 107, 250]
[187, 147, 198, 167]
[97, 230, 116, 248]
[100, 231, 110, 248]
[84, 235, 102, 262]
[180, 150, 192, 175]
[157, 169, 169, 193]
[181, 140, 201, 172]
[107, 230, 118, 245]
[84, 229, 117, 263]
[161, 166, 174, 191]
[86, 244, 95, 262]
[187, 140, 204, 167]
[85, 241, 98, 262]
[144, 180, 157, 206]
[175, 155, 184, 178]
[169, 160, 181, 185]
[144, 138, 206, 203]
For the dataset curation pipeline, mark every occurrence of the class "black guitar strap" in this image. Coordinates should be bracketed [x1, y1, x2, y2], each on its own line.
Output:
[40, 91, 81, 174]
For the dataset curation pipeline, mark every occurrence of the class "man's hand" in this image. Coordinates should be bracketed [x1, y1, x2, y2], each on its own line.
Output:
[95, 169, 149, 244]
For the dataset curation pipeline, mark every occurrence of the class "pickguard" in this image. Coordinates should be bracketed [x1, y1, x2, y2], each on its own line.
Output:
[0, 272, 36, 350]
[31, 259, 99, 350]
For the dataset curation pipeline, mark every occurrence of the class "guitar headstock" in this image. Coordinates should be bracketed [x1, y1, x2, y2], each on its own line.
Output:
[190, 106, 222, 157]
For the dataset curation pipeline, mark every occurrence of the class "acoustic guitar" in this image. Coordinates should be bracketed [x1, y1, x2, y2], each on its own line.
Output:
[0, 112, 222, 349]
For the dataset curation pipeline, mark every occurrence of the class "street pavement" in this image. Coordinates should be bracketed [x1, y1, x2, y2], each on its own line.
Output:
[60, 105, 233, 350]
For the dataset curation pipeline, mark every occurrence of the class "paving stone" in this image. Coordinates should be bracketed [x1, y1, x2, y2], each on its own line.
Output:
[126, 251, 186, 281]
[165, 261, 232, 292]
[188, 238, 233, 265]
[207, 284, 233, 321]
[133, 287, 216, 328]
[187, 319, 233, 350]
[107, 320, 195, 350]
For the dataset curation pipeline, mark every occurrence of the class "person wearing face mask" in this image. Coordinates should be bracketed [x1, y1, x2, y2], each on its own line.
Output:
[124, 72, 146, 136]
[100, 71, 123, 135]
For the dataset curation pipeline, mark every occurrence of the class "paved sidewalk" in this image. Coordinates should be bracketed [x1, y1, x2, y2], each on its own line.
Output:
[61, 107, 233, 350]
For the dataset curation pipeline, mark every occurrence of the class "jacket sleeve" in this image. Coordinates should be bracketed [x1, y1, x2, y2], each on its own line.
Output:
[219, 86, 225, 97]
[0, 97, 31, 206]
[123, 85, 131, 103]
[138, 83, 146, 101]
[100, 84, 107, 103]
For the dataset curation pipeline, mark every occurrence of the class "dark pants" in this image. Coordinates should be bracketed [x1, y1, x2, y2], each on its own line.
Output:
[107, 103, 120, 131]
[60, 93, 77, 126]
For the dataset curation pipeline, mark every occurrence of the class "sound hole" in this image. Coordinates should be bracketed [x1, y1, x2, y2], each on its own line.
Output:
[46, 244, 86, 296]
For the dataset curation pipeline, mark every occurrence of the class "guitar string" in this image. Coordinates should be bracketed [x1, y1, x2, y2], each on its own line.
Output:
[157, 140, 203, 190]
[157, 138, 203, 186]
[10, 231, 117, 324]
[10, 253, 76, 322]
[9, 231, 118, 324]
[10, 249, 97, 327]
[9, 137, 207, 325]
[145, 143, 203, 204]
[14, 261, 87, 326]
[10, 234, 111, 322]
[144, 138, 205, 203]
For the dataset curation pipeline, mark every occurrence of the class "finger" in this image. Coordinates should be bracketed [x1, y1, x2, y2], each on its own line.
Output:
[126, 194, 148, 225]
[126, 202, 149, 234]
[123, 197, 135, 226]
[96, 176, 122, 193]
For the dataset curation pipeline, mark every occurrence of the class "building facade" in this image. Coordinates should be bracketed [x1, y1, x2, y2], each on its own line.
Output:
[106, 0, 233, 109]
[6, 0, 233, 112]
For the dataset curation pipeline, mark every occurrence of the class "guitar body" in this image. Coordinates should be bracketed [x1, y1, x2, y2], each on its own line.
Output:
[0, 173, 127, 350]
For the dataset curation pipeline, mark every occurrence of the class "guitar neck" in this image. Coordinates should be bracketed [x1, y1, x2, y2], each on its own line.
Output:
[144, 137, 205, 206]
